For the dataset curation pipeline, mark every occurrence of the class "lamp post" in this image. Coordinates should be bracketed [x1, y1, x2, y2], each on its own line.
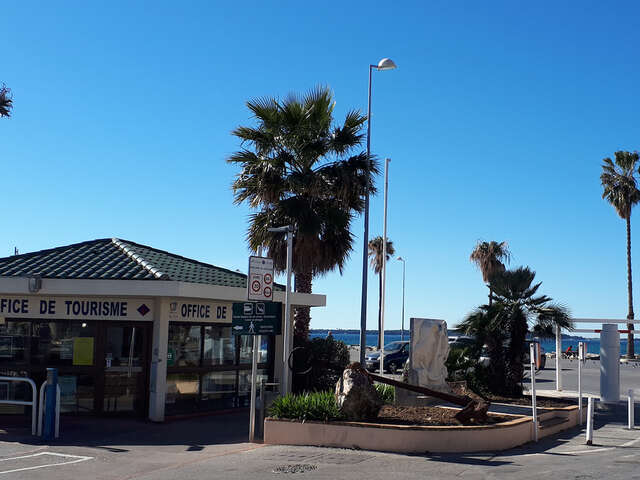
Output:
[397, 257, 406, 341]
[267, 225, 293, 395]
[380, 157, 391, 375]
[359, 57, 397, 365]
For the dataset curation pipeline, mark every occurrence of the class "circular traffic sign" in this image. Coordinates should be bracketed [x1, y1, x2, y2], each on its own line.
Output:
[251, 280, 261, 292]
[263, 273, 273, 284]
[263, 286, 272, 298]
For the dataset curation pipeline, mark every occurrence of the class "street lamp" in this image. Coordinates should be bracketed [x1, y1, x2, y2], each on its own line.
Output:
[267, 225, 294, 394]
[359, 57, 397, 365]
[397, 257, 406, 341]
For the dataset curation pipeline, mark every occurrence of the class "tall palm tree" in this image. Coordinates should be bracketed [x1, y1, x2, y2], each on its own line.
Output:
[228, 86, 376, 339]
[0, 84, 12, 118]
[368, 236, 395, 349]
[601, 151, 640, 358]
[469, 241, 511, 306]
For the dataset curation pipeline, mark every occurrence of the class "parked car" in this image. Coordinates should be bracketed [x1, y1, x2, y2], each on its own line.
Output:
[365, 341, 410, 373]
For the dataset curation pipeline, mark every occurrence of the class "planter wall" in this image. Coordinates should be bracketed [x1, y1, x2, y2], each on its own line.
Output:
[264, 405, 585, 454]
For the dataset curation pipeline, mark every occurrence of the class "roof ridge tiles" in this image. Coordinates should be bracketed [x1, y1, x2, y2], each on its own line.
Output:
[111, 238, 170, 280]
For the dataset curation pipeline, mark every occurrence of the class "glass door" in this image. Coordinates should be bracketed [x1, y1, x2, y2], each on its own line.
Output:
[101, 324, 149, 415]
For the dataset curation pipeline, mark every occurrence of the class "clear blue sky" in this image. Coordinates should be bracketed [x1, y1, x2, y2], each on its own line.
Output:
[2, 1, 640, 333]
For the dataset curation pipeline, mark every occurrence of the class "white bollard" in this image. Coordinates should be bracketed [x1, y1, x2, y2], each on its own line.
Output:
[628, 389, 635, 430]
[586, 396, 594, 445]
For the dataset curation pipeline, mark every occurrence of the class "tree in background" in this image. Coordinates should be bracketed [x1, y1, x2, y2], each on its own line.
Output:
[470, 240, 511, 306]
[228, 86, 376, 339]
[368, 236, 395, 349]
[0, 84, 12, 118]
[601, 151, 640, 358]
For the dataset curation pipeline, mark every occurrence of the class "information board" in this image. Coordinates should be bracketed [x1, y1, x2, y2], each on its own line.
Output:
[232, 302, 282, 335]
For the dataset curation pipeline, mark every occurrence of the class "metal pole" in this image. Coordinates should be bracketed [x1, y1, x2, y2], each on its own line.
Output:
[249, 334, 259, 442]
[578, 341, 584, 425]
[628, 389, 635, 430]
[586, 396, 594, 445]
[530, 343, 538, 442]
[360, 64, 375, 366]
[400, 258, 405, 342]
[556, 325, 563, 391]
[380, 158, 390, 375]
[282, 226, 293, 394]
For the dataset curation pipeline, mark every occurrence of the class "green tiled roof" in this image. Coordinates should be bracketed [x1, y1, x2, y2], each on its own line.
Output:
[0, 238, 276, 289]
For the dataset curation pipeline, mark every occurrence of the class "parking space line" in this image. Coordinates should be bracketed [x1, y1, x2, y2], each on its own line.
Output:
[0, 452, 93, 475]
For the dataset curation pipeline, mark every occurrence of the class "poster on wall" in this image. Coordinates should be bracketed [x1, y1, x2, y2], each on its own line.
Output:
[72, 337, 94, 366]
[59, 375, 77, 407]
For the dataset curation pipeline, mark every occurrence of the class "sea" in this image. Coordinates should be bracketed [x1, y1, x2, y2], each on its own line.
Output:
[309, 331, 640, 355]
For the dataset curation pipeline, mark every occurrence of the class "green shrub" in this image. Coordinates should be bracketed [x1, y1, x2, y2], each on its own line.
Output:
[375, 383, 395, 405]
[291, 336, 350, 393]
[268, 391, 343, 422]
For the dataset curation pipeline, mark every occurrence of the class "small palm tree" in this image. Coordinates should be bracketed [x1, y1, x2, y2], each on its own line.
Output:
[461, 267, 572, 396]
[0, 84, 12, 118]
[368, 236, 395, 349]
[601, 151, 640, 358]
[229, 86, 375, 339]
[470, 241, 511, 306]
[490, 267, 572, 395]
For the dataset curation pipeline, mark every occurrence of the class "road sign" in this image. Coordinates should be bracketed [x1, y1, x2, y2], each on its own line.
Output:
[248, 256, 275, 301]
[232, 301, 282, 335]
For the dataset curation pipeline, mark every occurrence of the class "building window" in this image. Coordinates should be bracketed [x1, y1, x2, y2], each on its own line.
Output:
[168, 325, 201, 367]
[203, 326, 235, 366]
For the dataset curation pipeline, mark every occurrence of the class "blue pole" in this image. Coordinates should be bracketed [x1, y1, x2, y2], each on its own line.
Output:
[43, 368, 57, 440]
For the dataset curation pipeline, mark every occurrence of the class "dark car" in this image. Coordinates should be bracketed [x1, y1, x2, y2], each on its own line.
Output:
[364, 341, 410, 373]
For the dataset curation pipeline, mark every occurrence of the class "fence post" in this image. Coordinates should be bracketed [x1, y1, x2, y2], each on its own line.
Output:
[628, 389, 635, 430]
[530, 343, 538, 442]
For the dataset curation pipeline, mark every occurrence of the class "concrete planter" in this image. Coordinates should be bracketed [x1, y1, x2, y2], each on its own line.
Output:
[264, 405, 585, 454]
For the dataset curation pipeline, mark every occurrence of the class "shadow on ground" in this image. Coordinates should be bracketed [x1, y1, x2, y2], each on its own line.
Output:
[0, 411, 250, 451]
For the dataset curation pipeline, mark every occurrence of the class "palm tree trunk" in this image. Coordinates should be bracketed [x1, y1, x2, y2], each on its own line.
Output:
[377, 272, 382, 350]
[488, 286, 493, 307]
[627, 216, 635, 358]
[293, 270, 312, 340]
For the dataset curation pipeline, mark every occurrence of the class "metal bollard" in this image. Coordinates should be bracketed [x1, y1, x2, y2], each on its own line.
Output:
[628, 389, 635, 430]
[586, 397, 594, 445]
[43, 368, 58, 441]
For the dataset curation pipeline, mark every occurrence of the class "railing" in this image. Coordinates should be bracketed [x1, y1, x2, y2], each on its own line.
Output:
[0, 376, 37, 435]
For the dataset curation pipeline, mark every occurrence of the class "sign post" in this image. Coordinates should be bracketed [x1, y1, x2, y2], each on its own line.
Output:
[578, 341, 585, 425]
[530, 343, 538, 442]
[233, 301, 281, 442]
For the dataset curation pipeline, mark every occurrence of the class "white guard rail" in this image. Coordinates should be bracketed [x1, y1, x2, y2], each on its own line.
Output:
[0, 376, 37, 435]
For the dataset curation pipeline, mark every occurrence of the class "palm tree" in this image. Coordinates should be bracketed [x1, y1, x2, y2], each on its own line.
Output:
[368, 236, 395, 349]
[228, 86, 376, 339]
[491, 267, 572, 395]
[601, 151, 640, 358]
[0, 84, 12, 118]
[469, 241, 511, 306]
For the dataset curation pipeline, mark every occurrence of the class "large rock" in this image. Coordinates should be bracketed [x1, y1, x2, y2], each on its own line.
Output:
[335, 364, 382, 421]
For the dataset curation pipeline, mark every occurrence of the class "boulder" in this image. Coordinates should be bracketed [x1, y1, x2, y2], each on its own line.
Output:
[335, 363, 382, 421]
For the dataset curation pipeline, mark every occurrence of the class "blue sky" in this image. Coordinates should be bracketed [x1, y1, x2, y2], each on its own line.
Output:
[2, 1, 640, 333]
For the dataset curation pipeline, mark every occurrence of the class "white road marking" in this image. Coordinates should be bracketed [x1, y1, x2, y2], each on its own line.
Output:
[0, 452, 93, 475]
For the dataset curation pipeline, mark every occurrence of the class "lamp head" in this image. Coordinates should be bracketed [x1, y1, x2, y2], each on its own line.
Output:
[377, 58, 397, 71]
